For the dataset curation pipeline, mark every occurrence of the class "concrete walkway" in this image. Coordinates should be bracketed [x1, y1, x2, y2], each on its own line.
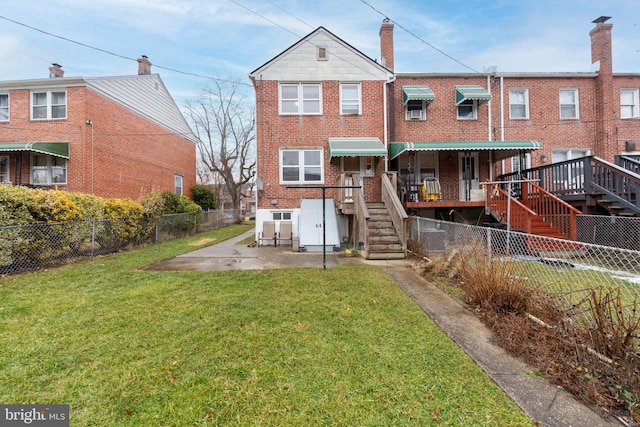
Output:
[147, 228, 621, 427]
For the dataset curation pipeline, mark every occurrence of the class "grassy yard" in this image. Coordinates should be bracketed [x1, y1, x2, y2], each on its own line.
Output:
[0, 225, 533, 426]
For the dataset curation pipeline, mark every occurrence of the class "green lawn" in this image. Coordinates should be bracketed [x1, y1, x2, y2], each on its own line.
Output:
[0, 225, 533, 426]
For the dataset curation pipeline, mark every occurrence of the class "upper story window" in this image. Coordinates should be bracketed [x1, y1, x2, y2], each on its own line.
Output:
[559, 88, 579, 119]
[340, 83, 361, 115]
[457, 99, 477, 120]
[279, 83, 321, 115]
[620, 89, 639, 119]
[31, 154, 67, 185]
[406, 100, 426, 120]
[174, 175, 183, 196]
[0, 94, 8, 121]
[31, 90, 67, 120]
[509, 88, 529, 119]
[280, 148, 323, 183]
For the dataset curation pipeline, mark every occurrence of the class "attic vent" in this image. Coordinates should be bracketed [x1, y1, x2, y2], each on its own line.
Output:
[317, 46, 328, 61]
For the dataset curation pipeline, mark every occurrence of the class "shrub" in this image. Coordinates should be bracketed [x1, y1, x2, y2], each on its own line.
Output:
[68, 192, 107, 219]
[160, 191, 202, 215]
[138, 191, 165, 241]
[102, 198, 144, 247]
[0, 184, 38, 226]
[191, 185, 216, 211]
[32, 190, 83, 223]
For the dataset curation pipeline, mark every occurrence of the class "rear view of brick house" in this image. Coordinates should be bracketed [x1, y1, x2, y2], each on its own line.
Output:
[0, 57, 197, 199]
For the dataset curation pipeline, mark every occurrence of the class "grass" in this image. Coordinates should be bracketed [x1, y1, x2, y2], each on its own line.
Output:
[0, 225, 533, 426]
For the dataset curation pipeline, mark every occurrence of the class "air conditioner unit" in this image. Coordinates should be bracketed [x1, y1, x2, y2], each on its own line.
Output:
[409, 109, 422, 119]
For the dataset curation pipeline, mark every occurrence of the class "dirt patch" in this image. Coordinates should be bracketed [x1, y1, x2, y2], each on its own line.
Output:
[189, 238, 217, 246]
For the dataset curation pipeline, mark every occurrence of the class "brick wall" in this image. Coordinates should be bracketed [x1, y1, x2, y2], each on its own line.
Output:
[0, 85, 196, 200]
[254, 79, 386, 210]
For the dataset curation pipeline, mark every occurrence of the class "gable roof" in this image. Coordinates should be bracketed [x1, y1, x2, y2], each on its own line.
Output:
[249, 26, 392, 82]
[84, 74, 197, 143]
[0, 74, 196, 143]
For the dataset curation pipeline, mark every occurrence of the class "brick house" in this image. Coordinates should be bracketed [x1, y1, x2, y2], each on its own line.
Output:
[0, 57, 196, 200]
[249, 17, 640, 257]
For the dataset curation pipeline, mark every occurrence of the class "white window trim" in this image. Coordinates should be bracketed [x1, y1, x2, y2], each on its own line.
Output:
[30, 90, 67, 120]
[620, 88, 640, 119]
[0, 93, 8, 122]
[272, 211, 293, 221]
[279, 148, 324, 184]
[405, 100, 426, 120]
[340, 83, 361, 115]
[278, 83, 322, 115]
[174, 175, 184, 196]
[559, 88, 579, 120]
[457, 99, 477, 120]
[30, 154, 67, 185]
[509, 88, 529, 119]
[316, 46, 328, 61]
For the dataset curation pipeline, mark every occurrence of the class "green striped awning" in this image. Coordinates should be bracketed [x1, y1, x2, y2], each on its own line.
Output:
[402, 86, 435, 105]
[455, 85, 491, 105]
[389, 141, 542, 162]
[328, 138, 386, 160]
[0, 142, 69, 159]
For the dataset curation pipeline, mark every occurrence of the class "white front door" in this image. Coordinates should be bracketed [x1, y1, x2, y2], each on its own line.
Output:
[459, 152, 479, 200]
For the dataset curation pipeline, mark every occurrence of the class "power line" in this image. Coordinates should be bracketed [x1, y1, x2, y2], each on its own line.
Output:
[0, 14, 249, 87]
[359, 0, 481, 73]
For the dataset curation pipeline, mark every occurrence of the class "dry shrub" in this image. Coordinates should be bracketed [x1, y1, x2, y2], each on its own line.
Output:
[456, 244, 536, 315]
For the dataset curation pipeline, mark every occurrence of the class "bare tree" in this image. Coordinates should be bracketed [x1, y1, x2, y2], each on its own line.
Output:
[185, 79, 255, 212]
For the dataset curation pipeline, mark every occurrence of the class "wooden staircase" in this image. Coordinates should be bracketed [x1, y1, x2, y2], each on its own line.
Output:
[365, 202, 405, 260]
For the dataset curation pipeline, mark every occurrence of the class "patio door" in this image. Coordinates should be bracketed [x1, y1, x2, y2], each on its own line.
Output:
[459, 152, 479, 200]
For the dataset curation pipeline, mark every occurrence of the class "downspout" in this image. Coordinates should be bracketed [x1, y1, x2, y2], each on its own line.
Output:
[383, 73, 396, 172]
[500, 75, 505, 175]
[487, 75, 493, 181]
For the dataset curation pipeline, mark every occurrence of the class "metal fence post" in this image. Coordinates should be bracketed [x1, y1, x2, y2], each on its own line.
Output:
[91, 219, 96, 257]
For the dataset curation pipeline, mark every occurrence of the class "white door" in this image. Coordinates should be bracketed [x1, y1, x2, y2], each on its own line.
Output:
[459, 152, 479, 200]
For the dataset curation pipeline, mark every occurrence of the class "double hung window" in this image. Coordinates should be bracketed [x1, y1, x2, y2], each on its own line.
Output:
[280, 149, 323, 183]
[340, 83, 361, 115]
[559, 89, 579, 119]
[279, 84, 321, 115]
[0, 94, 8, 121]
[457, 99, 477, 120]
[620, 89, 639, 119]
[31, 90, 67, 120]
[31, 154, 67, 185]
[509, 88, 529, 119]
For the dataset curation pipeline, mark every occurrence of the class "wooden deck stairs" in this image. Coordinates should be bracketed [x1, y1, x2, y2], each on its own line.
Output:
[365, 202, 405, 260]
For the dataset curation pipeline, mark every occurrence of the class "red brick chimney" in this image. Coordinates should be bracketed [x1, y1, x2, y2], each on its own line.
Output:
[49, 63, 64, 78]
[590, 16, 613, 75]
[379, 18, 394, 71]
[137, 55, 152, 75]
[590, 16, 615, 160]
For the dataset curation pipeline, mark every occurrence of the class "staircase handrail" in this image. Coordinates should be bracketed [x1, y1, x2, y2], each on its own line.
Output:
[381, 172, 408, 251]
[523, 182, 580, 240]
[353, 177, 369, 253]
[486, 183, 537, 233]
[591, 157, 640, 213]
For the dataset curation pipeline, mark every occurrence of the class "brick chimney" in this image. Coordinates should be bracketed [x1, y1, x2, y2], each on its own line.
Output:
[590, 16, 615, 161]
[137, 55, 152, 75]
[49, 63, 64, 78]
[379, 18, 394, 71]
[590, 16, 613, 75]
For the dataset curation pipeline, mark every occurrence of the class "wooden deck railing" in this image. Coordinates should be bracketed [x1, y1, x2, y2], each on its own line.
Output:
[521, 181, 580, 240]
[486, 184, 537, 234]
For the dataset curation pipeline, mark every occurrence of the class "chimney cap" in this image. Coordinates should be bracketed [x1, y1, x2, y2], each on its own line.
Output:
[592, 16, 611, 24]
[52, 63, 62, 67]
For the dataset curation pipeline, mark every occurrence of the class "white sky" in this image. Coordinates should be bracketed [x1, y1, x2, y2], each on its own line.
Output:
[1, 0, 639, 106]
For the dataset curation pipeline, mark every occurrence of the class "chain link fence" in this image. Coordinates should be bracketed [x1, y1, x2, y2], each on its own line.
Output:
[409, 216, 640, 349]
[0, 209, 243, 275]
[576, 214, 640, 251]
